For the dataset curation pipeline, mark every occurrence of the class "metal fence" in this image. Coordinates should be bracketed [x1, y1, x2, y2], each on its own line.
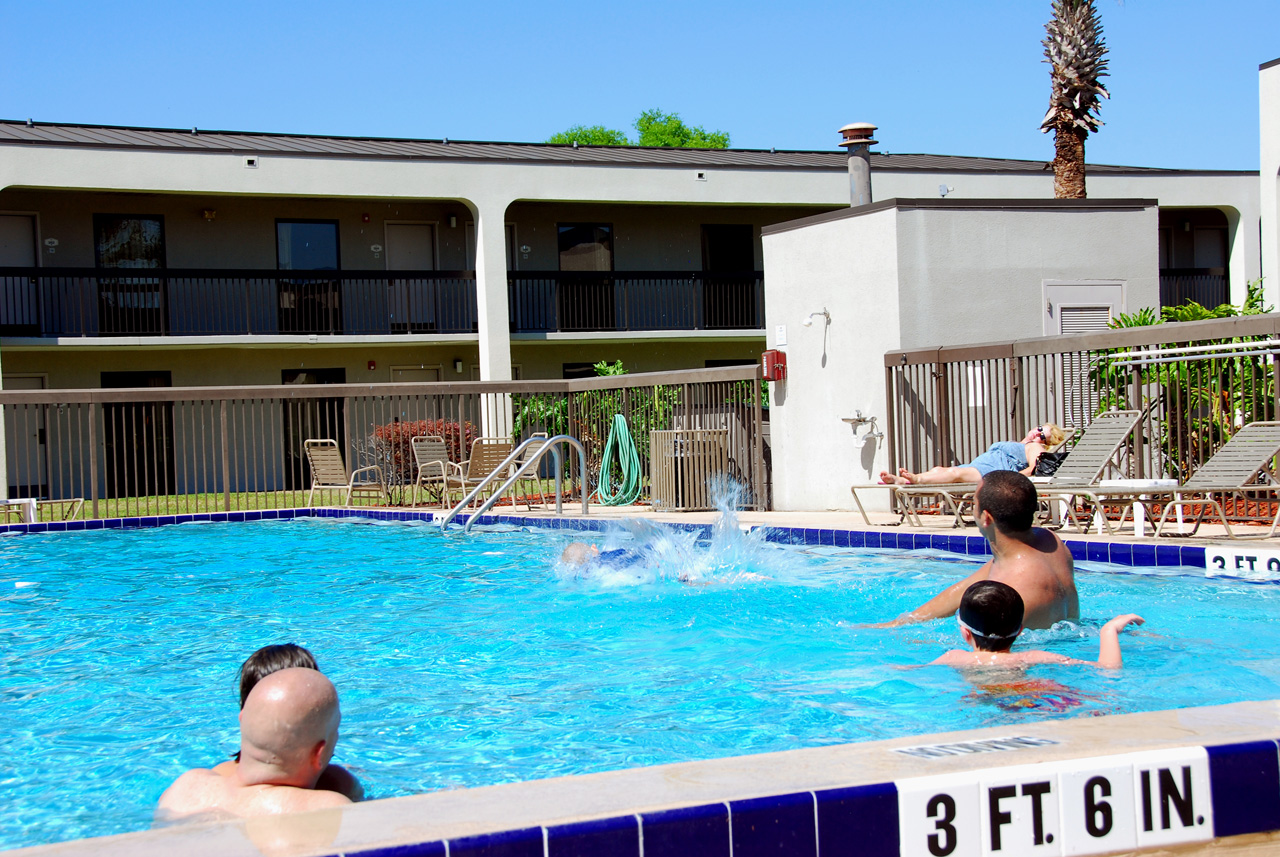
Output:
[1159, 270, 1228, 309]
[0, 268, 479, 336]
[884, 314, 1280, 522]
[0, 366, 767, 519]
[508, 271, 764, 332]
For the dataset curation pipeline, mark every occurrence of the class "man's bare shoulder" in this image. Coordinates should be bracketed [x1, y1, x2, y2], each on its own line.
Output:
[240, 784, 351, 816]
[156, 768, 230, 819]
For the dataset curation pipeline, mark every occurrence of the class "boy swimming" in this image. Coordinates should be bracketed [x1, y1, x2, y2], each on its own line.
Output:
[931, 580, 1143, 669]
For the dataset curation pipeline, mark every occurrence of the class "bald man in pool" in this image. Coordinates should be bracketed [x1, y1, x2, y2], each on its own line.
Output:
[872, 471, 1078, 630]
[156, 668, 351, 821]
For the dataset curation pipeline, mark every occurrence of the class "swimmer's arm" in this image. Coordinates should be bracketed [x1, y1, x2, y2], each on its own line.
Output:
[1095, 614, 1144, 669]
[316, 763, 364, 802]
[929, 650, 972, 665]
[869, 565, 991, 627]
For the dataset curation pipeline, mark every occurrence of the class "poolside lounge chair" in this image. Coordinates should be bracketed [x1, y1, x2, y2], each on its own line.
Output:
[447, 437, 515, 507]
[303, 438, 387, 507]
[1053, 421, 1280, 539]
[849, 410, 1141, 528]
[409, 435, 455, 508]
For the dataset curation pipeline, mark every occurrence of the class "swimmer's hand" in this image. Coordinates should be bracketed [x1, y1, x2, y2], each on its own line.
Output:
[859, 612, 922, 629]
[1102, 614, 1144, 634]
[1097, 614, 1144, 669]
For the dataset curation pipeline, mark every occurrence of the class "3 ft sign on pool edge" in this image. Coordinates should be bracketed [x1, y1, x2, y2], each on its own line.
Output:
[896, 748, 1212, 856]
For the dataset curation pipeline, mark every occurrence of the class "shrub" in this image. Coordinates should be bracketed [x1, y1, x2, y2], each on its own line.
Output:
[369, 418, 477, 483]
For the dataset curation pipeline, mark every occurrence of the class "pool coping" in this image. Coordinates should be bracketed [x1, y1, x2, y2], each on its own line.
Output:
[12, 700, 1280, 857]
[0, 506, 1212, 569]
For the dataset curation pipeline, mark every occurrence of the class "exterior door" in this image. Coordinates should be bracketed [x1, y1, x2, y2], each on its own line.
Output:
[386, 223, 437, 332]
[701, 224, 757, 328]
[101, 371, 175, 499]
[94, 214, 167, 334]
[0, 215, 38, 334]
[3, 374, 47, 498]
[281, 368, 346, 490]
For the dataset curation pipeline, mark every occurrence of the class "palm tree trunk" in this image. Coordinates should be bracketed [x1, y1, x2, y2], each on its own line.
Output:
[1053, 118, 1087, 199]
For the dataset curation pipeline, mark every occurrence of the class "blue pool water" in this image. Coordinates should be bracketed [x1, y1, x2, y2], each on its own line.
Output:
[2, 516, 1280, 849]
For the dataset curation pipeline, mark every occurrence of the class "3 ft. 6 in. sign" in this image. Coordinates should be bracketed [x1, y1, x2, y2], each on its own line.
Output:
[897, 748, 1212, 856]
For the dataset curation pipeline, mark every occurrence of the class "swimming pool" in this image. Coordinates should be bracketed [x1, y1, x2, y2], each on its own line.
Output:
[2, 515, 1278, 849]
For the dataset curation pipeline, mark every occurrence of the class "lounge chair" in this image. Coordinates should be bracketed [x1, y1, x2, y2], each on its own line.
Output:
[303, 438, 387, 507]
[447, 437, 515, 508]
[849, 410, 1141, 528]
[409, 435, 455, 508]
[1055, 421, 1280, 539]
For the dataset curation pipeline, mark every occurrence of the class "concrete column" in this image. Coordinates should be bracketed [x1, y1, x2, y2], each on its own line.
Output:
[467, 196, 515, 437]
[469, 196, 514, 382]
[1261, 60, 1280, 304]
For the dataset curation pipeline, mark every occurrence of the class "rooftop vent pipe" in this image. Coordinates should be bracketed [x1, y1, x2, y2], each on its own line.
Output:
[838, 123, 877, 207]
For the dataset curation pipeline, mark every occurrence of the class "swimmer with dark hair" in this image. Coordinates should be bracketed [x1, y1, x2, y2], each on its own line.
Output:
[211, 643, 363, 801]
[931, 581, 1143, 669]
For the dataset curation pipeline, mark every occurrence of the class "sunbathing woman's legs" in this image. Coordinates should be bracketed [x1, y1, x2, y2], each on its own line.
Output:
[878, 465, 983, 485]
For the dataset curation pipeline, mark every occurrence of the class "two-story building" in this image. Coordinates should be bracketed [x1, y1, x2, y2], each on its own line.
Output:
[0, 120, 1261, 397]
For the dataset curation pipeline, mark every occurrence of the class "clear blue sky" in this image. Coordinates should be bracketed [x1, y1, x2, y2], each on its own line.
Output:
[2, 1, 1276, 170]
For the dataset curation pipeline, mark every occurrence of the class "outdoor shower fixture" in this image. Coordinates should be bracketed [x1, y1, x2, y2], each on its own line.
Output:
[843, 410, 884, 447]
[801, 308, 830, 328]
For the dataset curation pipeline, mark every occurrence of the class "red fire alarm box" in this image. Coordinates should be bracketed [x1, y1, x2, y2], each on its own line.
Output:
[762, 349, 787, 381]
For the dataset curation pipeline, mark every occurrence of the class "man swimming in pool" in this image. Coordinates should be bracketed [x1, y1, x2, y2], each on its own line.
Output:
[931, 580, 1142, 668]
[874, 471, 1078, 630]
[156, 668, 350, 821]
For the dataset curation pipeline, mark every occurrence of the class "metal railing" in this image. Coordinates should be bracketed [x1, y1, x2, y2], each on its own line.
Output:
[0, 366, 767, 519]
[508, 270, 764, 332]
[0, 267, 479, 336]
[884, 314, 1280, 523]
[1160, 270, 1228, 308]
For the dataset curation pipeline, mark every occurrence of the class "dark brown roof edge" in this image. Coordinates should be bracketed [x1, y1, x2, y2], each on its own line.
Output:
[1261, 57, 1280, 71]
[762, 197, 1158, 237]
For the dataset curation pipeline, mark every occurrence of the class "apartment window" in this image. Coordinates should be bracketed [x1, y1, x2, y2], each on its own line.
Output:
[557, 224, 614, 330]
[558, 223, 613, 271]
[277, 220, 339, 270]
[276, 220, 342, 334]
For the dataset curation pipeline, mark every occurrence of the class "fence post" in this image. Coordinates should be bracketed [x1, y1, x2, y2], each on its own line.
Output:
[934, 361, 953, 465]
[88, 401, 99, 519]
[221, 400, 231, 512]
[751, 372, 765, 510]
[1130, 365, 1144, 479]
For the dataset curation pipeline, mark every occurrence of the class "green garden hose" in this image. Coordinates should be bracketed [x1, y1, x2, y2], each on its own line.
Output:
[595, 414, 643, 506]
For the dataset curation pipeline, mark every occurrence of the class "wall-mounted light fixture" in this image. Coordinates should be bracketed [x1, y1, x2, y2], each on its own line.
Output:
[202, 209, 217, 222]
[454, 358, 464, 374]
[801, 308, 831, 328]
[449, 215, 457, 228]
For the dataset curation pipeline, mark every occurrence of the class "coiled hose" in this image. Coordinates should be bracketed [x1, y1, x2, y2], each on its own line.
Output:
[594, 414, 643, 506]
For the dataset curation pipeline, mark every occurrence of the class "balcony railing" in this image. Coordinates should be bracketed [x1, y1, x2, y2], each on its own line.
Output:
[508, 270, 764, 333]
[1160, 269, 1228, 309]
[0, 268, 479, 337]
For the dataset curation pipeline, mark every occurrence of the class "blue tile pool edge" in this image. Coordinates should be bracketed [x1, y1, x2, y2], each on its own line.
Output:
[309, 736, 1280, 857]
[0, 509, 1210, 569]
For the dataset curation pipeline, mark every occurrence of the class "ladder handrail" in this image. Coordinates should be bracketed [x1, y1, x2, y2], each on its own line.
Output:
[436, 434, 588, 531]
[463, 435, 589, 533]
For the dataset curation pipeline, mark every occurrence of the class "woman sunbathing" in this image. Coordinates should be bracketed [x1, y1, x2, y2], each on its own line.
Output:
[879, 423, 1065, 485]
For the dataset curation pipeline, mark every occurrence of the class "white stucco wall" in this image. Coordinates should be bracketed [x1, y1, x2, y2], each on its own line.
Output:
[763, 207, 901, 512]
[762, 199, 1156, 512]
[1262, 59, 1280, 303]
[895, 204, 1158, 348]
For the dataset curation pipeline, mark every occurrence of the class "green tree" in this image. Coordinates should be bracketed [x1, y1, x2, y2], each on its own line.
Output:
[545, 110, 729, 149]
[633, 109, 729, 149]
[545, 124, 631, 146]
[1040, 0, 1110, 199]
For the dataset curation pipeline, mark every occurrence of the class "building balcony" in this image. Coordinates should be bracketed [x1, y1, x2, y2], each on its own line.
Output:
[508, 271, 764, 333]
[0, 268, 766, 340]
[1159, 268, 1228, 309]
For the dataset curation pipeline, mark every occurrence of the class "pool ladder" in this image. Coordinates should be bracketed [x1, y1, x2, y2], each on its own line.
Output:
[437, 434, 590, 533]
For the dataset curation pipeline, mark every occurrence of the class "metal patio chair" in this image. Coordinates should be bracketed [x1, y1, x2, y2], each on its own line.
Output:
[303, 438, 387, 507]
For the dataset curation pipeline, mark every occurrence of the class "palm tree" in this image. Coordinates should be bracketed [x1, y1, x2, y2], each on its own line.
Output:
[1040, 0, 1110, 199]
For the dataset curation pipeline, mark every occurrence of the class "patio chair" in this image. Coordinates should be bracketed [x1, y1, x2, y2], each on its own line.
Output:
[409, 435, 457, 509]
[447, 437, 516, 508]
[303, 438, 387, 507]
[1056, 421, 1280, 539]
[512, 432, 550, 510]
